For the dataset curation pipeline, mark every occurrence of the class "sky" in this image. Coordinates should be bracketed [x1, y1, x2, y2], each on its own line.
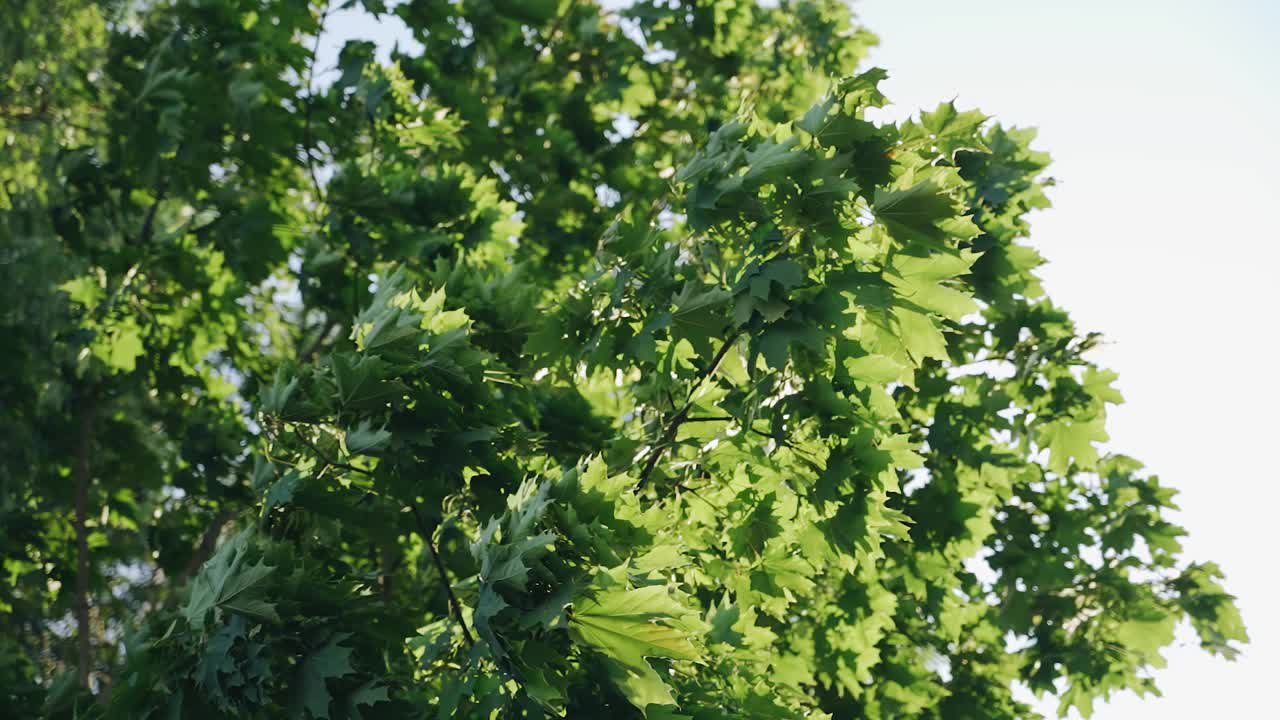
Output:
[320, 2, 1279, 717]
[857, 1, 1280, 717]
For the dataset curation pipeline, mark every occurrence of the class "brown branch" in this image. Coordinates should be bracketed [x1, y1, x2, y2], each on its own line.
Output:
[177, 510, 236, 584]
[72, 389, 96, 690]
[135, 179, 167, 246]
[636, 331, 741, 484]
[298, 316, 339, 362]
[409, 504, 474, 646]
[291, 426, 375, 478]
[380, 544, 396, 602]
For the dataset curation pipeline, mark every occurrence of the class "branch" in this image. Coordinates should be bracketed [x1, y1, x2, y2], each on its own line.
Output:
[298, 316, 339, 362]
[176, 510, 236, 585]
[673, 483, 723, 511]
[291, 426, 375, 478]
[533, 0, 579, 55]
[637, 331, 741, 484]
[133, 140, 181, 247]
[135, 179, 167, 246]
[188, 212, 225, 236]
[0, 106, 102, 133]
[380, 544, 397, 602]
[301, 2, 332, 212]
[409, 503, 474, 646]
[501, 1, 580, 115]
[94, 261, 142, 321]
[277, 423, 470, 641]
[72, 388, 96, 691]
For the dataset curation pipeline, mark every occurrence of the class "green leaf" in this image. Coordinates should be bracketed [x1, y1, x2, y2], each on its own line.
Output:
[1041, 416, 1108, 474]
[671, 284, 732, 356]
[705, 596, 744, 648]
[756, 319, 825, 369]
[885, 250, 978, 321]
[843, 352, 904, 384]
[291, 633, 356, 720]
[918, 101, 989, 160]
[743, 137, 809, 184]
[99, 319, 144, 373]
[60, 275, 103, 308]
[344, 419, 391, 455]
[873, 177, 963, 246]
[347, 681, 390, 720]
[263, 471, 301, 515]
[260, 367, 299, 415]
[330, 353, 403, 409]
[492, 0, 559, 23]
[182, 530, 278, 630]
[1084, 367, 1125, 405]
[569, 585, 699, 714]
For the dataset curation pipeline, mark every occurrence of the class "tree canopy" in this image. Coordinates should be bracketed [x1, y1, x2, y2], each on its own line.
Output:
[0, 1, 1246, 718]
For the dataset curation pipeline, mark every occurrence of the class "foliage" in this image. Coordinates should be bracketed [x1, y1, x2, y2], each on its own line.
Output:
[0, 1, 1245, 719]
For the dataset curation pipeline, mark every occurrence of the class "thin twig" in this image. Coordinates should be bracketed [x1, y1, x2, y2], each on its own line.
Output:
[298, 316, 339, 361]
[302, 2, 331, 212]
[637, 331, 741, 484]
[293, 427, 374, 477]
[673, 483, 723, 511]
[533, 0, 579, 54]
[95, 261, 142, 321]
[286, 422, 471, 641]
[500, 0, 580, 117]
[72, 388, 95, 691]
[409, 503, 475, 646]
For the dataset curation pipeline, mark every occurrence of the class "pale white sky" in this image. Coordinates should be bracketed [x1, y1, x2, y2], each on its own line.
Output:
[321, 1, 1278, 716]
[858, 1, 1279, 717]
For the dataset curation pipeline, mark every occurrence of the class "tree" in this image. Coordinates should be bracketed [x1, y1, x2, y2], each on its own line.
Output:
[0, 1, 1246, 718]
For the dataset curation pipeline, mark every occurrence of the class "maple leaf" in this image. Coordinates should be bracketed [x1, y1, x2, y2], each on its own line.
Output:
[290, 633, 357, 720]
[182, 529, 278, 631]
[569, 585, 700, 715]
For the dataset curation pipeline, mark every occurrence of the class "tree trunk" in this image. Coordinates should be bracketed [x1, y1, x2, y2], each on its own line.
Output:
[73, 392, 95, 690]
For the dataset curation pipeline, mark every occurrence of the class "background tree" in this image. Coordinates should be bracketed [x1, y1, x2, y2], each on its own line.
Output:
[0, 1, 1246, 719]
